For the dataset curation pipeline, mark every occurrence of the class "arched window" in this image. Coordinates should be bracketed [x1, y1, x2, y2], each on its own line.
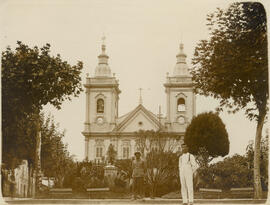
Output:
[123, 147, 130, 159]
[177, 98, 185, 112]
[95, 140, 104, 159]
[96, 147, 103, 158]
[97, 99, 104, 113]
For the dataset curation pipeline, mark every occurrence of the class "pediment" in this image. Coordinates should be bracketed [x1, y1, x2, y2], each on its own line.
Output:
[115, 104, 163, 132]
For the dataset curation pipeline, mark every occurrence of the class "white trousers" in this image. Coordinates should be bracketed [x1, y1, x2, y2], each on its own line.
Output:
[179, 166, 194, 203]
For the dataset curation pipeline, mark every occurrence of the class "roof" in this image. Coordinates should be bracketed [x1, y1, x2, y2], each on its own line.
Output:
[114, 104, 165, 132]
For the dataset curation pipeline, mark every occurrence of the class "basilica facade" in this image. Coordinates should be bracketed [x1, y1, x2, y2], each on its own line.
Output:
[82, 41, 195, 161]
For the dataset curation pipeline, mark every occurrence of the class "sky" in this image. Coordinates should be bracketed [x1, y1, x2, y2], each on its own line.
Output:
[1, 0, 269, 161]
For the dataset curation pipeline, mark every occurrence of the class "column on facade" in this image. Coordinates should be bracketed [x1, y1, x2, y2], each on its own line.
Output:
[118, 140, 122, 159]
[84, 90, 90, 132]
[116, 96, 119, 118]
[166, 88, 170, 122]
[111, 91, 113, 123]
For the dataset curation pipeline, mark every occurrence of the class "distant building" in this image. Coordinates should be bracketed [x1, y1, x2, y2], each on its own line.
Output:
[1, 160, 33, 198]
[82, 40, 195, 161]
[14, 160, 28, 197]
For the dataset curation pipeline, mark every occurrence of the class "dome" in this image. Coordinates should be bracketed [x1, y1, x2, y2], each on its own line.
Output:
[173, 43, 191, 77]
[94, 44, 112, 77]
[173, 62, 190, 76]
[95, 63, 112, 77]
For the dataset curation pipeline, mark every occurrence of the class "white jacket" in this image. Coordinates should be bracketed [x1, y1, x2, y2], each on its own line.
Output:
[179, 153, 199, 173]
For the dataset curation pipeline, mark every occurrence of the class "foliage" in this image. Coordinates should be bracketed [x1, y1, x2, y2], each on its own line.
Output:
[135, 130, 179, 157]
[185, 112, 229, 166]
[112, 171, 129, 193]
[198, 132, 268, 191]
[40, 114, 75, 188]
[62, 167, 78, 189]
[133, 130, 180, 197]
[135, 130, 155, 156]
[2, 112, 38, 169]
[106, 144, 117, 164]
[64, 160, 107, 190]
[245, 130, 269, 191]
[115, 159, 133, 180]
[114, 174, 127, 188]
[2, 41, 83, 116]
[191, 2, 267, 120]
[191, 3, 267, 198]
[145, 150, 179, 197]
[198, 154, 252, 190]
[115, 130, 180, 197]
[2, 41, 83, 169]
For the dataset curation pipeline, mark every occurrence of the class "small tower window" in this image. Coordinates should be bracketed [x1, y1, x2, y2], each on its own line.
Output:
[97, 99, 104, 113]
[177, 98, 186, 112]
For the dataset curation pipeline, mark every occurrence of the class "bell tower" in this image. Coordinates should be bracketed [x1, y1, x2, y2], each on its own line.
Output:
[83, 38, 121, 159]
[164, 43, 195, 133]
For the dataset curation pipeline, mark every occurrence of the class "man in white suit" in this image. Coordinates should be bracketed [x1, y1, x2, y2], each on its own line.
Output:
[178, 144, 199, 205]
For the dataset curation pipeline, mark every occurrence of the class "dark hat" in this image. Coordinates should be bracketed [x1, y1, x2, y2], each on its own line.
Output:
[134, 151, 141, 156]
[181, 143, 188, 148]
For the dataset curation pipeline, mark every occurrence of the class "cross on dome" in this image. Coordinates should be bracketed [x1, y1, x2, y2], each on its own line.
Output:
[180, 43, 184, 51]
[139, 88, 143, 105]
[102, 35, 106, 45]
[101, 34, 107, 54]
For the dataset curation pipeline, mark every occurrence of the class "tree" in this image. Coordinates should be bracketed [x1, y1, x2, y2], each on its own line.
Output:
[135, 130, 179, 156]
[184, 112, 229, 167]
[70, 160, 106, 190]
[134, 130, 179, 197]
[2, 41, 83, 117]
[191, 2, 267, 198]
[2, 112, 38, 169]
[135, 130, 155, 157]
[2, 41, 83, 195]
[145, 150, 179, 197]
[40, 114, 75, 188]
[198, 154, 253, 190]
[245, 130, 268, 191]
[1, 111, 40, 197]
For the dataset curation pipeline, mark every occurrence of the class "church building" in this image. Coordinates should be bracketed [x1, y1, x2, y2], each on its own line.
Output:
[82, 40, 195, 161]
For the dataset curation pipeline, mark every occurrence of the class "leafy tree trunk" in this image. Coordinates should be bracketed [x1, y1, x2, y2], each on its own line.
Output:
[60, 177, 65, 188]
[254, 106, 267, 199]
[34, 112, 42, 197]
